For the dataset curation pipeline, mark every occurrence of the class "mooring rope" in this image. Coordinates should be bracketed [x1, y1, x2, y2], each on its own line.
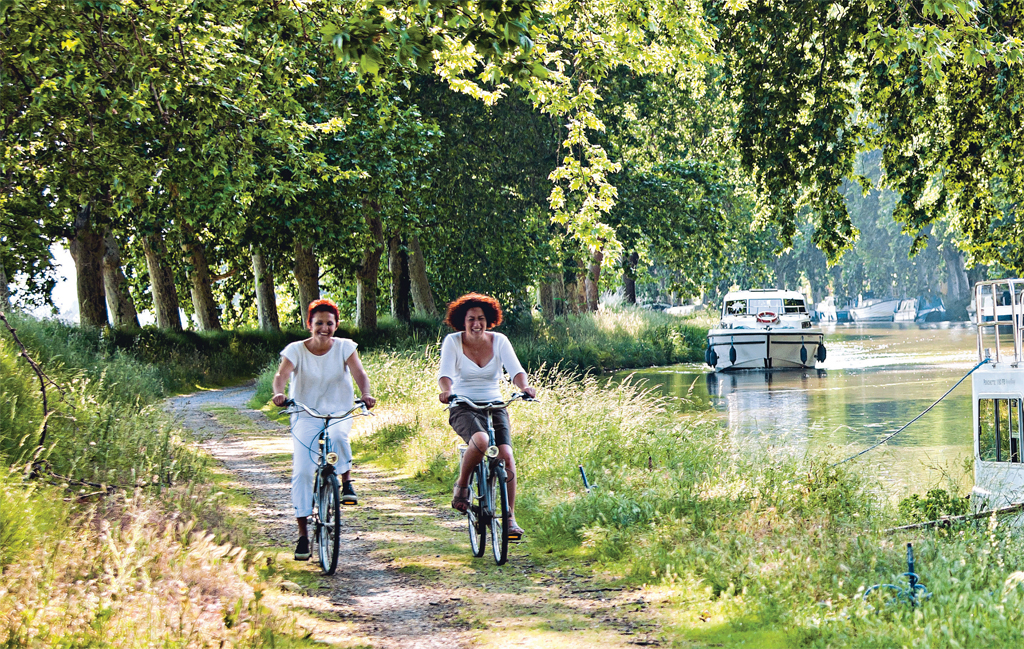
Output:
[831, 358, 990, 467]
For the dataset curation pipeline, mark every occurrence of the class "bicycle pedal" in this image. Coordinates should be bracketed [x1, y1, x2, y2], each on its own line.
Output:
[341, 497, 358, 506]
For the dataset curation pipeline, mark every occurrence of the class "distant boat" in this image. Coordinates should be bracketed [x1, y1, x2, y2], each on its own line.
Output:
[972, 289, 1017, 323]
[915, 297, 947, 323]
[813, 296, 837, 322]
[893, 299, 918, 321]
[850, 298, 900, 322]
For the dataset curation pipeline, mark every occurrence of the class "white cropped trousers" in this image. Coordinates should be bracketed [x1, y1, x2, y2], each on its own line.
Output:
[290, 415, 353, 518]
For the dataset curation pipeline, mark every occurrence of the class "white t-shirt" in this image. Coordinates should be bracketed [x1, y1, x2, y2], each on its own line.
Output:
[437, 332, 526, 401]
[281, 338, 358, 416]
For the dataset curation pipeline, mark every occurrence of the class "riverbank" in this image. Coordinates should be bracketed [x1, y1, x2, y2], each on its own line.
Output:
[251, 350, 1024, 647]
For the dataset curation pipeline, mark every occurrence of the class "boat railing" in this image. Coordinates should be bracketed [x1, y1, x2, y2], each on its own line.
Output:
[975, 279, 1024, 364]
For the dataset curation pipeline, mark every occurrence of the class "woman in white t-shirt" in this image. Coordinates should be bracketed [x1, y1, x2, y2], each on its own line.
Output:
[437, 293, 535, 539]
[271, 299, 376, 561]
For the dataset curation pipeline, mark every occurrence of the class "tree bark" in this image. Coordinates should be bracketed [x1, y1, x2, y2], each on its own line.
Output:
[293, 239, 320, 325]
[356, 214, 385, 331]
[585, 248, 603, 312]
[388, 234, 411, 323]
[0, 261, 10, 311]
[251, 245, 279, 331]
[142, 231, 182, 331]
[539, 277, 556, 320]
[407, 234, 437, 317]
[102, 230, 140, 328]
[621, 251, 638, 305]
[68, 204, 109, 328]
[182, 229, 220, 331]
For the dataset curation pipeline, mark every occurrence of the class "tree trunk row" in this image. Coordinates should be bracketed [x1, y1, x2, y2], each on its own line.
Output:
[68, 216, 441, 333]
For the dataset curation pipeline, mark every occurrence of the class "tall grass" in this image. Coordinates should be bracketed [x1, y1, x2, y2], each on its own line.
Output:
[313, 350, 1024, 647]
[509, 308, 707, 372]
[0, 314, 311, 647]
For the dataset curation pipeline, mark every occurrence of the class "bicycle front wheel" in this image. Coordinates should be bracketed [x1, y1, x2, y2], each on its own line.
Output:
[468, 465, 486, 557]
[489, 464, 510, 565]
[317, 472, 341, 575]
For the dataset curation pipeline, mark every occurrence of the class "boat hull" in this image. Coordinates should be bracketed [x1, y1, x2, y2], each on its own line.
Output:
[707, 328, 824, 371]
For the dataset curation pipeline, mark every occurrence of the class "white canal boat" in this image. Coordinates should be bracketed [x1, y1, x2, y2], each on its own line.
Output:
[972, 279, 1024, 509]
[705, 289, 825, 371]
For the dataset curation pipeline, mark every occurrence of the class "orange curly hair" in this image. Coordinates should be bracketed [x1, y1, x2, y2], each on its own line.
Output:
[307, 298, 340, 325]
[444, 293, 504, 331]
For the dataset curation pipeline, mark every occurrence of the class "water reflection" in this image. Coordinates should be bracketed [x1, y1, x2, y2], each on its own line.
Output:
[616, 323, 987, 493]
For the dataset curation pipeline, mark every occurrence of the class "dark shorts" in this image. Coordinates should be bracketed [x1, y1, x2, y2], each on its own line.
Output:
[448, 404, 512, 447]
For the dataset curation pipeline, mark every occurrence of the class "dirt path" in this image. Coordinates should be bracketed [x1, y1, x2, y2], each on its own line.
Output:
[166, 385, 670, 649]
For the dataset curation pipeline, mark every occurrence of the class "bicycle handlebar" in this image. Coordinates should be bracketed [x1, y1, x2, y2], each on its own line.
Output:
[445, 392, 539, 410]
[279, 399, 374, 421]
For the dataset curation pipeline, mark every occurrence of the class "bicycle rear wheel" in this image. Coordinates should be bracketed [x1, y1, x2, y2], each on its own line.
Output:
[317, 472, 341, 575]
[489, 464, 510, 565]
[468, 465, 486, 557]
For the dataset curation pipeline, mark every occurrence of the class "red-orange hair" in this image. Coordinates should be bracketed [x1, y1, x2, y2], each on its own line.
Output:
[307, 298, 340, 325]
[444, 293, 504, 331]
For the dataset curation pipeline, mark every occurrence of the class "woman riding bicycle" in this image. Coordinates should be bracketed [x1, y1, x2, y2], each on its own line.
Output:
[438, 293, 535, 539]
[271, 298, 376, 561]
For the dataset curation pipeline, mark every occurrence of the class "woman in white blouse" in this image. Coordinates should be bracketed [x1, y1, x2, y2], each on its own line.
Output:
[271, 299, 375, 561]
[437, 293, 535, 539]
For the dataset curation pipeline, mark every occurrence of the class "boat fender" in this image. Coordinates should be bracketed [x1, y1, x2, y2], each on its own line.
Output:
[704, 346, 712, 366]
[800, 343, 808, 364]
[729, 345, 737, 364]
[710, 348, 718, 367]
[816, 343, 827, 363]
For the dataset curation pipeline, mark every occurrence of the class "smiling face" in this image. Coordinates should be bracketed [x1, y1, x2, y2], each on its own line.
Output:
[308, 310, 338, 341]
[463, 306, 488, 335]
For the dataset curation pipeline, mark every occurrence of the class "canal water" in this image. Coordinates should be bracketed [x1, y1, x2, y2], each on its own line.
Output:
[617, 323, 983, 495]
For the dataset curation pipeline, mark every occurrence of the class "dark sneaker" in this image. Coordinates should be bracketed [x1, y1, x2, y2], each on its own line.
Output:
[341, 481, 358, 506]
[294, 536, 310, 561]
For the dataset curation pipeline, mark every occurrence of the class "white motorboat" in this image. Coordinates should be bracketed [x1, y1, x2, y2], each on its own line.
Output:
[813, 295, 838, 322]
[850, 297, 900, 322]
[705, 289, 825, 371]
[972, 286, 1017, 323]
[893, 299, 918, 322]
[971, 279, 1024, 509]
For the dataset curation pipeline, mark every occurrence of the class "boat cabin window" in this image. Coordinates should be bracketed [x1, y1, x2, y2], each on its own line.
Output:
[725, 300, 747, 315]
[978, 398, 1023, 463]
[748, 298, 783, 314]
[783, 298, 807, 314]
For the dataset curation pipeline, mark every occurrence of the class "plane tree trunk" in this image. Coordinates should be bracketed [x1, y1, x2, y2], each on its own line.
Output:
[407, 234, 437, 317]
[142, 231, 182, 331]
[388, 234, 411, 323]
[252, 245, 279, 331]
[102, 230, 140, 328]
[0, 261, 10, 310]
[182, 230, 220, 331]
[621, 251, 638, 305]
[69, 204, 109, 328]
[355, 213, 385, 331]
[293, 239, 320, 325]
[585, 248, 603, 312]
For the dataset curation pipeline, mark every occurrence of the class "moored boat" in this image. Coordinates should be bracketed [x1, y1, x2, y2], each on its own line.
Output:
[705, 289, 825, 372]
[893, 299, 918, 321]
[850, 297, 900, 322]
[971, 279, 1024, 509]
